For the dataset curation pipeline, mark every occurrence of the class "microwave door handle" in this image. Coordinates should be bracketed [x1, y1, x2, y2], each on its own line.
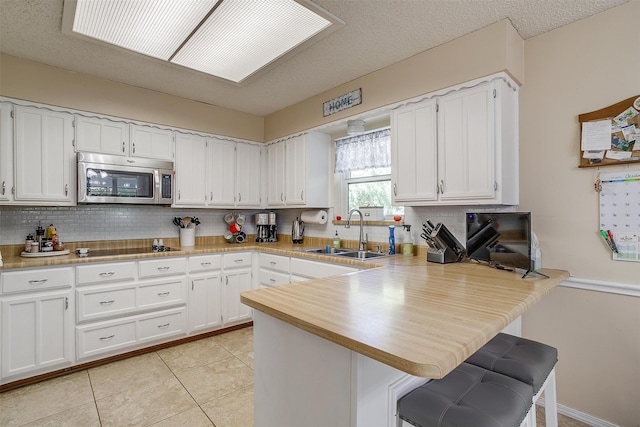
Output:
[154, 170, 160, 203]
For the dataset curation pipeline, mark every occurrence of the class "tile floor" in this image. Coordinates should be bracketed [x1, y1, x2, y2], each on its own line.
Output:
[0, 326, 592, 427]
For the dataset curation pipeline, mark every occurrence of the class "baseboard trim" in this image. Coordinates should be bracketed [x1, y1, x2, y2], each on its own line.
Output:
[537, 397, 621, 427]
[561, 277, 640, 297]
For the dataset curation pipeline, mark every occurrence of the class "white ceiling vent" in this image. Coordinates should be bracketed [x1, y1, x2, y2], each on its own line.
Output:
[62, 0, 344, 84]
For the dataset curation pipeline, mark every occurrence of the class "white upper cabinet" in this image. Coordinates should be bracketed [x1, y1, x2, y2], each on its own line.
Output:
[391, 79, 518, 206]
[13, 106, 75, 205]
[266, 131, 331, 208]
[174, 133, 262, 208]
[76, 116, 174, 161]
[129, 124, 174, 160]
[174, 132, 208, 206]
[208, 137, 237, 207]
[266, 140, 286, 206]
[0, 102, 14, 203]
[236, 142, 262, 207]
[391, 99, 438, 203]
[75, 116, 130, 155]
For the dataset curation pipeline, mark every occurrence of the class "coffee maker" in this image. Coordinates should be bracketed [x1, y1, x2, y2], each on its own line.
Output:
[255, 212, 277, 242]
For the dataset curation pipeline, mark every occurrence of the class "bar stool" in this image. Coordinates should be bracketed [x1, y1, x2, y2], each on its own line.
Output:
[397, 362, 533, 427]
[465, 333, 558, 427]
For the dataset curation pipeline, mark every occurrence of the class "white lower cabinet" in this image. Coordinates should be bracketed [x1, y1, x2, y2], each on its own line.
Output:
[0, 251, 362, 385]
[75, 258, 188, 362]
[1, 267, 74, 383]
[222, 252, 253, 325]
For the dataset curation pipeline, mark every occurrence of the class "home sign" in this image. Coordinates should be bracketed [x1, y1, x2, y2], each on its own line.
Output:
[323, 88, 362, 117]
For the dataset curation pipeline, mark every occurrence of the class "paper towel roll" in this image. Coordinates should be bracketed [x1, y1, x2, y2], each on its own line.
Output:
[301, 210, 328, 224]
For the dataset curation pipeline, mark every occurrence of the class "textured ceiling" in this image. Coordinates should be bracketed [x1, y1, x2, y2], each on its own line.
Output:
[0, 0, 628, 116]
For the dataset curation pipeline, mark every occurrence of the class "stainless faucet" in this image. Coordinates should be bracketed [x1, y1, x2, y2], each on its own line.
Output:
[346, 208, 368, 251]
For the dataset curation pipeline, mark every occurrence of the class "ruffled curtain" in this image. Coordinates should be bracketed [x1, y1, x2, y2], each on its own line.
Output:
[334, 128, 391, 173]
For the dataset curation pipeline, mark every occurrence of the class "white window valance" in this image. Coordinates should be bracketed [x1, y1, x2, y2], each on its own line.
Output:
[334, 128, 391, 173]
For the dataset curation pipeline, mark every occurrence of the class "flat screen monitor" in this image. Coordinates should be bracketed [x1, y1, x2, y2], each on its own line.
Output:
[465, 212, 532, 272]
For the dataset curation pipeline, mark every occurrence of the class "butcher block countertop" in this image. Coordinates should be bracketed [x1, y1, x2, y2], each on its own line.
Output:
[241, 261, 569, 379]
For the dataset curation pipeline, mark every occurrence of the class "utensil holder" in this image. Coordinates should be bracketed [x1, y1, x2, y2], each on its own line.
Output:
[180, 228, 195, 247]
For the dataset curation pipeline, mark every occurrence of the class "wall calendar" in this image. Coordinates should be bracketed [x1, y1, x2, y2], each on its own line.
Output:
[598, 170, 640, 261]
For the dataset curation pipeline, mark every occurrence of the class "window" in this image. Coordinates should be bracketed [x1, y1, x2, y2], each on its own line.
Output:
[335, 128, 403, 217]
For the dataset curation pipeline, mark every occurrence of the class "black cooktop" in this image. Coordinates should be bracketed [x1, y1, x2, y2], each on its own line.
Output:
[76, 247, 170, 258]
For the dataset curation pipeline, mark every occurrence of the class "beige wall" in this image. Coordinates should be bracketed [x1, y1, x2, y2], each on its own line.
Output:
[520, 2, 640, 426]
[0, 54, 264, 142]
[264, 19, 524, 141]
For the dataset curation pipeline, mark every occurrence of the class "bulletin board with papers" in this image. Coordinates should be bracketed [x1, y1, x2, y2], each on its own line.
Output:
[598, 170, 640, 262]
[579, 95, 640, 168]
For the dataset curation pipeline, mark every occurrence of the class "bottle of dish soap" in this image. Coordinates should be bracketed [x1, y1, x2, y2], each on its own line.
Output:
[388, 226, 396, 255]
[333, 230, 341, 249]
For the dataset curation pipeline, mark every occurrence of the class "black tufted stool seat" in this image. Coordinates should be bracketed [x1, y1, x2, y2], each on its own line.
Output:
[465, 333, 558, 427]
[397, 362, 533, 427]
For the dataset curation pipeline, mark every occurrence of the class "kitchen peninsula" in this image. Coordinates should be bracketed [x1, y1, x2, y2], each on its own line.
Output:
[241, 261, 569, 427]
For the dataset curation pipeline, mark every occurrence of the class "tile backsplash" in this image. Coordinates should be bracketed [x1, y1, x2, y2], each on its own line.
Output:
[0, 205, 513, 246]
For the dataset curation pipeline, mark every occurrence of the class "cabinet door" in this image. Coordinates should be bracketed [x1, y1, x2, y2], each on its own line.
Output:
[266, 141, 286, 206]
[391, 100, 438, 203]
[174, 133, 207, 206]
[75, 116, 129, 155]
[130, 125, 174, 160]
[14, 106, 74, 203]
[285, 135, 306, 205]
[437, 83, 495, 201]
[1, 290, 73, 378]
[236, 143, 261, 207]
[222, 268, 252, 325]
[0, 102, 13, 202]
[207, 137, 236, 206]
[188, 273, 222, 333]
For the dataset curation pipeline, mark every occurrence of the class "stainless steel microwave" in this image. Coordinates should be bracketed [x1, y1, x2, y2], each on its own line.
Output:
[77, 152, 173, 205]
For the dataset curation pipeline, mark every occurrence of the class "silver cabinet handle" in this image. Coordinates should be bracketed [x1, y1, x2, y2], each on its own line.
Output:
[100, 300, 115, 305]
[439, 180, 445, 194]
[65, 297, 69, 310]
[178, 190, 181, 200]
[210, 192, 213, 201]
[238, 193, 242, 202]
[99, 272, 115, 277]
[200, 262, 211, 267]
[28, 279, 48, 284]
[157, 266, 170, 271]
[157, 323, 170, 329]
[300, 190, 304, 200]
[280, 192, 284, 201]
[1, 181, 5, 195]
[234, 259, 243, 263]
[100, 335, 115, 341]
[270, 261, 276, 266]
[393, 183, 397, 196]
[64, 184, 68, 195]
[122, 141, 126, 153]
[132, 142, 135, 154]
[270, 278, 276, 283]
[157, 291, 170, 297]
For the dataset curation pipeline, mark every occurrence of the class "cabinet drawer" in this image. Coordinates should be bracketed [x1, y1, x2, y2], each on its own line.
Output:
[223, 252, 252, 269]
[188, 254, 222, 273]
[138, 309, 185, 343]
[259, 268, 290, 288]
[259, 253, 290, 273]
[77, 320, 137, 359]
[1, 267, 73, 294]
[77, 284, 137, 322]
[138, 278, 186, 310]
[139, 257, 187, 278]
[290, 258, 357, 279]
[76, 262, 137, 285]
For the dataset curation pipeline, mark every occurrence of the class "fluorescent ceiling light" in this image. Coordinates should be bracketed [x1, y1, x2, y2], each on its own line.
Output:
[63, 0, 343, 84]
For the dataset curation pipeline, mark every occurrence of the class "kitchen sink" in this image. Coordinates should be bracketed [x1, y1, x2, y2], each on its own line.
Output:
[333, 250, 389, 260]
[302, 248, 353, 254]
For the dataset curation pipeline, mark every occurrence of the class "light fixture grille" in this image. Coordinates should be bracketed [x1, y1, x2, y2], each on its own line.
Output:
[68, 0, 338, 83]
[172, 0, 332, 82]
